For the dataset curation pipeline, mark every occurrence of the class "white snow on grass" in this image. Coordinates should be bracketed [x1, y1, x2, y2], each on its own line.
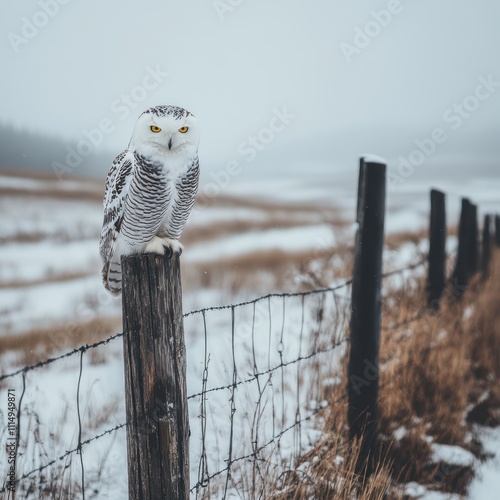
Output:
[219, 176, 337, 205]
[0, 275, 121, 334]
[0, 196, 102, 241]
[189, 206, 269, 226]
[385, 208, 427, 234]
[1, 171, 498, 498]
[469, 426, 500, 499]
[0, 176, 51, 190]
[431, 443, 475, 467]
[404, 482, 462, 500]
[0, 239, 99, 283]
[185, 224, 335, 262]
[0, 344, 128, 499]
[0, 174, 100, 193]
[0, 284, 349, 499]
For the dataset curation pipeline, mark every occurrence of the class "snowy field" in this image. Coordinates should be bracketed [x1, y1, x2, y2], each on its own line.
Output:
[0, 168, 499, 498]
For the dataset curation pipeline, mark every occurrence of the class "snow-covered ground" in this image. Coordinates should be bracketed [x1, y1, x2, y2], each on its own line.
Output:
[0, 169, 499, 498]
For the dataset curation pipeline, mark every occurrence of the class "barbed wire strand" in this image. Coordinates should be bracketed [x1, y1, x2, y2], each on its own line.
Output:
[0, 257, 428, 495]
[383, 308, 427, 332]
[0, 333, 124, 382]
[0, 259, 426, 384]
[4, 422, 127, 490]
[191, 337, 349, 402]
[190, 394, 348, 494]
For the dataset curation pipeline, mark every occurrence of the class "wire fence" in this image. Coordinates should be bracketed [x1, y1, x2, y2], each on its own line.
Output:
[0, 258, 431, 498]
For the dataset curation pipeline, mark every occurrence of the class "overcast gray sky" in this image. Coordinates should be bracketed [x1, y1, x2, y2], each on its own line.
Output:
[1, 0, 500, 186]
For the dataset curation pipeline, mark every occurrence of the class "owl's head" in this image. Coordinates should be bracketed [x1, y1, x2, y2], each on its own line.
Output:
[129, 105, 199, 158]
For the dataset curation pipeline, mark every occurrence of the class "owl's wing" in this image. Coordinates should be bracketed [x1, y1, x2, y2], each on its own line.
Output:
[165, 155, 200, 240]
[99, 150, 134, 294]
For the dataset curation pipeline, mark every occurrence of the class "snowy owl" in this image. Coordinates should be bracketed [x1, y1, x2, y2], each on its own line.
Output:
[99, 105, 200, 295]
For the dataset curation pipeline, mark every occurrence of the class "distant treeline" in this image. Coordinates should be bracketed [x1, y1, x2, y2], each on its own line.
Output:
[0, 123, 113, 179]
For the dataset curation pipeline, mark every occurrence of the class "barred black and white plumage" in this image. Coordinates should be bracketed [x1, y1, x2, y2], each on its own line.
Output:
[99, 105, 200, 295]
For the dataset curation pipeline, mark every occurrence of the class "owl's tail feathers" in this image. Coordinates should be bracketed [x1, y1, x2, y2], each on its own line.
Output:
[102, 259, 122, 296]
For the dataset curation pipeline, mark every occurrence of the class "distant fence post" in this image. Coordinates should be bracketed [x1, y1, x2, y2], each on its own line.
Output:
[348, 157, 386, 473]
[469, 203, 479, 276]
[495, 215, 500, 247]
[121, 253, 189, 500]
[453, 198, 472, 296]
[481, 214, 492, 279]
[427, 189, 447, 309]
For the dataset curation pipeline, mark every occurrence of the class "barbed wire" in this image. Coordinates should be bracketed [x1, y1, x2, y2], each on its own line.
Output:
[4, 337, 349, 492]
[0, 256, 428, 497]
[383, 309, 427, 332]
[5, 299, 349, 494]
[0, 257, 426, 384]
[0, 422, 127, 492]
[187, 337, 349, 401]
[184, 280, 353, 318]
[0, 333, 124, 382]
[190, 394, 347, 494]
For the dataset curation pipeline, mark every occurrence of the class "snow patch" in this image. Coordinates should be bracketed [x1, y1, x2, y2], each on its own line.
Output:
[431, 443, 475, 467]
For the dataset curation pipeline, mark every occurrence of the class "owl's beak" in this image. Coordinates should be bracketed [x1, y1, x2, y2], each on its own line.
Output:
[168, 138, 173, 150]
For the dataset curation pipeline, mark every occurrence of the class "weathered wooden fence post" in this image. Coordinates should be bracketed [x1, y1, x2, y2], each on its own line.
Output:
[481, 214, 492, 279]
[348, 157, 386, 473]
[495, 215, 500, 247]
[121, 253, 189, 500]
[427, 189, 447, 309]
[468, 203, 479, 277]
[453, 198, 472, 296]
[356, 157, 366, 222]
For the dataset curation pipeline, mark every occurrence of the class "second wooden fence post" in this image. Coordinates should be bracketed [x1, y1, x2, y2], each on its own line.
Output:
[348, 157, 386, 473]
[468, 203, 479, 277]
[482, 214, 492, 279]
[121, 253, 190, 500]
[453, 198, 472, 296]
[427, 189, 447, 309]
[495, 215, 500, 247]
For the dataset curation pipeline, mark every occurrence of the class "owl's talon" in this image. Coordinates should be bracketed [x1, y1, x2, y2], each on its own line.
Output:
[161, 237, 183, 256]
[145, 236, 183, 257]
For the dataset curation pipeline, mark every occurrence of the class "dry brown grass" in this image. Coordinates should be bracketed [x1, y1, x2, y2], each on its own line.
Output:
[375, 255, 500, 495]
[182, 216, 340, 247]
[182, 247, 340, 293]
[271, 400, 396, 499]
[196, 193, 346, 216]
[0, 270, 95, 289]
[281, 250, 500, 498]
[385, 226, 459, 250]
[385, 229, 428, 250]
[0, 316, 120, 367]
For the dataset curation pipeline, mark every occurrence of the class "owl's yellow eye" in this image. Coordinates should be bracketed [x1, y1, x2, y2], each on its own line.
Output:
[150, 125, 161, 133]
[178, 126, 189, 133]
